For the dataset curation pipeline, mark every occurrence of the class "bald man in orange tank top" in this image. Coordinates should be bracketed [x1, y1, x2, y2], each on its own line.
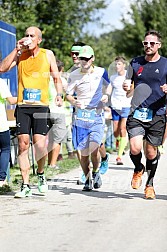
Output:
[0, 26, 63, 198]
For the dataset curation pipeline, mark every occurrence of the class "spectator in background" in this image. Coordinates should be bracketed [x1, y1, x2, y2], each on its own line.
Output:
[0, 78, 17, 187]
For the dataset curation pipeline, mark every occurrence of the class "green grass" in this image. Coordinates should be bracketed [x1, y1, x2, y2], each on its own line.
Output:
[6, 155, 80, 193]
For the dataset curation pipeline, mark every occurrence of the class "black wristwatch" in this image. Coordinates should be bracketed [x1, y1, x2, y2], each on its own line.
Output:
[57, 93, 63, 99]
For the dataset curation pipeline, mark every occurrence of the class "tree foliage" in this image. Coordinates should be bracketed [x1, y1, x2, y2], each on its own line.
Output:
[0, 0, 108, 69]
[2, 0, 167, 70]
[113, 0, 167, 59]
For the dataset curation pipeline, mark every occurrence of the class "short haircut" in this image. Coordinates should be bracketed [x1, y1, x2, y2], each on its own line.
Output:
[115, 56, 126, 63]
[145, 30, 162, 41]
[71, 42, 86, 47]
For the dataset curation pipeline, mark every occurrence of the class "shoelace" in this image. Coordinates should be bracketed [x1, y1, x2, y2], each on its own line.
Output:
[21, 184, 29, 191]
[145, 186, 155, 196]
[133, 172, 142, 182]
[38, 176, 45, 185]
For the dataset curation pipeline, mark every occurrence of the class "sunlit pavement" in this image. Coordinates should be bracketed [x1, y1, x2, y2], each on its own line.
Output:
[1, 144, 167, 252]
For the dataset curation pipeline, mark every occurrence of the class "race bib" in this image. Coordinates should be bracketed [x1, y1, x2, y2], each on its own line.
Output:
[77, 108, 96, 122]
[23, 88, 41, 103]
[133, 108, 153, 122]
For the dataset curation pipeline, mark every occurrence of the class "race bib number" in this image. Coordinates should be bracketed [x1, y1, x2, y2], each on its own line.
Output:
[133, 108, 153, 122]
[77, 108, 95, 122]
[23, 88, 41, 103]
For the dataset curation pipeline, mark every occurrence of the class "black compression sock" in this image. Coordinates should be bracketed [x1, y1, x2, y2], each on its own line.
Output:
[146, 155, 159, 186]
[130, 152, 143, 172]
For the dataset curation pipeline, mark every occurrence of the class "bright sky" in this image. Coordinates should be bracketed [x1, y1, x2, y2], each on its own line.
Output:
[84, 0, 134, 36]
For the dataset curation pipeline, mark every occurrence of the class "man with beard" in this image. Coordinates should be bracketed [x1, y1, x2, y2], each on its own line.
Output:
[123, 30, 167, 199]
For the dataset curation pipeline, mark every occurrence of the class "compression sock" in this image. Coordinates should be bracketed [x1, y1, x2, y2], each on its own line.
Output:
[130, 151, 143, 172]
[118, 137, 127, 158]
[146, 152, 159, 186]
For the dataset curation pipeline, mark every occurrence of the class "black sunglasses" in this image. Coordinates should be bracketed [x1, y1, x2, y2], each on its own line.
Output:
[79, 56, 92, 61]
[71, 52, 79, 56]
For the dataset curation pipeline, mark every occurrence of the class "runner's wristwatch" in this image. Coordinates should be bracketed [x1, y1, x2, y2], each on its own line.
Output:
[56, 93, 63, 99]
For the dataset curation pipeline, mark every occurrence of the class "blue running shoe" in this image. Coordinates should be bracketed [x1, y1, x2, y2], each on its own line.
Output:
[99, 153, 109, 175]
[77, 172, 86, 185]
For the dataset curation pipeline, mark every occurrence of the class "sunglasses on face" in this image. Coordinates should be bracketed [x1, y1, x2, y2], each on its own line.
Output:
[71, 52, 79, 56]
[142, 41, 160, 47]
[79, 56, 92, 61]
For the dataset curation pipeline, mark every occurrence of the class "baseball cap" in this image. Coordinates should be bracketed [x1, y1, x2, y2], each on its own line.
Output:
[79, 45, 94, 58]
[71, 45, 81, 52]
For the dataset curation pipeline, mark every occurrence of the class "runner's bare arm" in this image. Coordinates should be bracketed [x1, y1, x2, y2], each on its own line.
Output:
[46, 49, 63, 93]
[46, 49, 63, 105]
[0, 39, 25, 72]
[7, 96, 17, 104]
[66, 94, 77, 106]
[0, 48, 18, 72]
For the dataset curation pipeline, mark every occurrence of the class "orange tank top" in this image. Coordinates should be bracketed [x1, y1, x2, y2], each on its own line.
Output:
[17, 48, 50, 105]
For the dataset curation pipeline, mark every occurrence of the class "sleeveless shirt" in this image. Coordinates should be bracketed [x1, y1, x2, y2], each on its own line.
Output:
[17, 48, 50, 105]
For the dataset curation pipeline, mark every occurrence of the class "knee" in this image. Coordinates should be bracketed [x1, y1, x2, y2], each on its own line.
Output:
[18, 141, 29, 154]
[130, 145, 141, 155]
[145, 149, 157, 160]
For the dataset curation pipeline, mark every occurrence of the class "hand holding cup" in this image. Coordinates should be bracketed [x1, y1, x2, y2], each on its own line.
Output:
[123, 79, 132, 91]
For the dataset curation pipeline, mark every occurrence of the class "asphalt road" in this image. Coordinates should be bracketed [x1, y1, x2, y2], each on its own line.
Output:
[1, 146, 167, 252]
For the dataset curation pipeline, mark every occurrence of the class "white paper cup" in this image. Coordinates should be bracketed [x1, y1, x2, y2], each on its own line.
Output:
[124, 79, 131, 91]
[23, 38, 32, 46]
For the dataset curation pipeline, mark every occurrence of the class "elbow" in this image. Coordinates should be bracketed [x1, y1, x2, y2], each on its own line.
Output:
[0, 64, 8, 73]
[0, 65, 4, 73]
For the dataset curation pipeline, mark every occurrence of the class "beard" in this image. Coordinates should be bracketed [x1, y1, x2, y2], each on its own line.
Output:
[145, 49, 156, 57]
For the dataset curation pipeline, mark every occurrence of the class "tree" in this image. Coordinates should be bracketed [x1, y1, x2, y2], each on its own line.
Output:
[113, 0, 167, 59]
[0, 0, 108, 69]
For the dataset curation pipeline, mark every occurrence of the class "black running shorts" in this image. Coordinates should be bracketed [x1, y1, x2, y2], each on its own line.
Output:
[14, 105, 50, 135]
[126, 113, 166, 146]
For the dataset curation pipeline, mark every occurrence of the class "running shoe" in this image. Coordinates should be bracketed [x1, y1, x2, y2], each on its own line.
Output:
[92, 171, 102, 189]
[38, 174, 48, 193]
[82, 178, 93, 191]
[99, 153, 109, 175]
[131, 169, 144, 189]
[48, 164, 59, 169]
[116, 157, 123, 165]
[77, 172, 86, 185]
[144, 185, 155, 199]
[14, 184, 32, 198]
